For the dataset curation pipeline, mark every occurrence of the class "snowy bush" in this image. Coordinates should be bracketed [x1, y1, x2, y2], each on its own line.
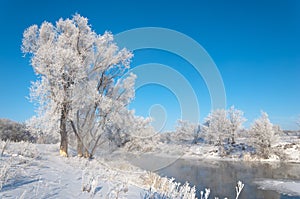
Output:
[0, 141, 37, 191]
[0, 157, 14, 190]
[0, 156, 33, 191]
[0, 140, 9, 157]
[5, 141, 40, 158]
[249, 111, 281, 158]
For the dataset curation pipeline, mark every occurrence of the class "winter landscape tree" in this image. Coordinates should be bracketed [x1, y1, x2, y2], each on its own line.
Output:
[202, 107, 246, 146]
[175, 120, 201, 143]
[203, 109, 230, 145]
[22, 14, 149, 157]
[227, 106, 246, 144]
[192, 124, 202, 144]
[249, 111, 280, 158]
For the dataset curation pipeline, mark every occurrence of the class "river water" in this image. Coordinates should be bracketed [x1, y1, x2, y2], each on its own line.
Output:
[130, 155, 300, 199]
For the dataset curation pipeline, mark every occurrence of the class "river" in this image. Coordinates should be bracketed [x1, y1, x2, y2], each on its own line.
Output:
[130, 155, 300, 199]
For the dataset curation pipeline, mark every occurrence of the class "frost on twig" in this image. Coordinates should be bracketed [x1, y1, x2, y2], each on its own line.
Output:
[235, 181, 244, 199]
[143, 175, 244, 199]
[200, 188, 210, 199]
[81, 169, 99, 195]
[107, 181, 129, 199]
[143, 172, 197, 199]
[1, 140, 10, 157]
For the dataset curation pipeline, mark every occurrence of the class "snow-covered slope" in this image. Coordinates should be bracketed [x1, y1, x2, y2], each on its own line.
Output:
[0, 143, 146, 198]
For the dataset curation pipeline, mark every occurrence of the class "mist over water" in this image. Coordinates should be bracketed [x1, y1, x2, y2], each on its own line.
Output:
[131, 156, 300, 199]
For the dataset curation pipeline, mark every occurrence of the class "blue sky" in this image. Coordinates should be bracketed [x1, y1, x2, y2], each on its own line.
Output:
[0, 0, 299, 130]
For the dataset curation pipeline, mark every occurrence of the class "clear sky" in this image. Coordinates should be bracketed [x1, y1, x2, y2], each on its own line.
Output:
[0, 0, 299, 130]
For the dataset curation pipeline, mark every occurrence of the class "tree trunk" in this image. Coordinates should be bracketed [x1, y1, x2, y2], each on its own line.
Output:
[77, 135, 83, 157]
[84, 149, 91, 159]
[59, 104, 68, 157]
[231, 129, 235, 145]
[231, 136, 235, 145]
[70, 120, 90, 158]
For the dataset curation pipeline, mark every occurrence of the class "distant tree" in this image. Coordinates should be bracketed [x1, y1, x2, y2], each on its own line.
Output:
[22, 14, 148, 157]
[0, 119, 35, 142]
[202, 107, 246, 146]
[249, 111, 280, 158]
[193, 124, 202, 144]
[227, 106, 246, 144]
[175, 120, 201, 143]
[203, 109, 229, 145]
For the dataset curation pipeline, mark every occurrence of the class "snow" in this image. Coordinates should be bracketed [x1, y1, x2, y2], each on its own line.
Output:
[255, 179, 300, 196]
[0, 143, 147, 198]
[1, 139, 300, 198]
[129, 137, 300, 164]
[1, 142, 202, 198]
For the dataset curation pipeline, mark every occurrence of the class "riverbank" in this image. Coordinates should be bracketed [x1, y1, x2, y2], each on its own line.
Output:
[1, 140, 300, 198]
[122, 134, 300, 165]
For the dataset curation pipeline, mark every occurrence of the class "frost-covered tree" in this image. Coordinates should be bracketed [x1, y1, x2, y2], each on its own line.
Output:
[193, 124, 202, 144]
[69, 71, 149, 158]
[175, 120, 201, 143]
[203, 109, 230, 145]
[249, 111, 280, 158]
[203, 107, 245, 146]
[22, 14, 148, 157]
[227, 106, 246, 144]
[0, 119, 35, 142]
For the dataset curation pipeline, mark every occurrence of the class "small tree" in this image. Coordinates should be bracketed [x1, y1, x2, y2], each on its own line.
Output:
[175, 120, 201, 143]
[203, 107, 246, 146]
[203, 109, 229, 145]
[193, 124, 202, 144]
[249, 111, 279, 158]
[228, 106, 246, 144]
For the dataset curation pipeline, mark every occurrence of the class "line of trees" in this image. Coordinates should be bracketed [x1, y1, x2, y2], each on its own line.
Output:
[175, 107, 283, 158]
[0, 119, 35, 142]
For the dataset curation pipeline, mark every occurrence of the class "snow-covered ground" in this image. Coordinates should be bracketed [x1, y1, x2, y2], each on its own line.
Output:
[0, 142, 201, 199]
[1, 137, 300, 198]
[0, 142, 149, 198]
